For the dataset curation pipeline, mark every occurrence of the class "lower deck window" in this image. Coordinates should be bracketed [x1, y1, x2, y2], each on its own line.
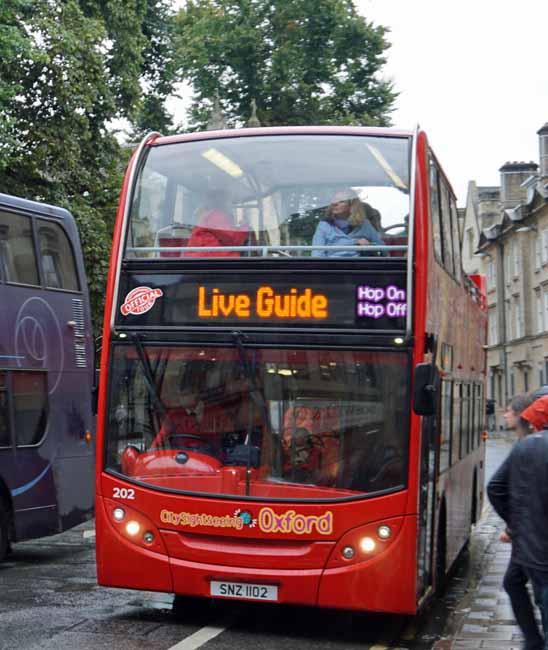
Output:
[105, 345, 410, 500]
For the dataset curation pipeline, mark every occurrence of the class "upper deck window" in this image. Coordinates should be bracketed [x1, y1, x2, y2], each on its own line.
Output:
[0, 210, 39, 285]
[37, 219, 80, 291]
[125, 135, 410, 259]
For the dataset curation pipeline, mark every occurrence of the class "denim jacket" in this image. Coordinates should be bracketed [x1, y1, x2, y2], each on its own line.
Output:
[311, 219, 384, 257]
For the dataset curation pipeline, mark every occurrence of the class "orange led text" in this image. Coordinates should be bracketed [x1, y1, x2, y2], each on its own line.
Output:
[197, 286, 328, 319]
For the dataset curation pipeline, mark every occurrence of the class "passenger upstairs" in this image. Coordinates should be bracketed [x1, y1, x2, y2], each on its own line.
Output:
[185, 189, 249, 257]
[312, 188, 384, 257]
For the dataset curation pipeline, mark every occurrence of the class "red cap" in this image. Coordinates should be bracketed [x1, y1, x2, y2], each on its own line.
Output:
[521, 395, 548, 431]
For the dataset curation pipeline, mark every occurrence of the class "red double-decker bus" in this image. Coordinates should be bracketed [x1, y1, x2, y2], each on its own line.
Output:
[95, 126, 487, 613]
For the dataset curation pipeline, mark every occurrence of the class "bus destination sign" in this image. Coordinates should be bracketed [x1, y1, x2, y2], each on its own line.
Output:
[118, 272, 407, 331]
[198, 286, 328, 320]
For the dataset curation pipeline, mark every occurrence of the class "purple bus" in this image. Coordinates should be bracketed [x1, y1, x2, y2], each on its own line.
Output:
[0, 193, 95, 560]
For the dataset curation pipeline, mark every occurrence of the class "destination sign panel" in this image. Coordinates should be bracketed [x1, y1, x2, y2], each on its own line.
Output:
[117, 272, 408, 331]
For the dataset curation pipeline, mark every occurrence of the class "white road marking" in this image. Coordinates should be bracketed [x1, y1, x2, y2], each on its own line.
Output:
[83, 529, 96, 539]
[167, 621, 230, 650]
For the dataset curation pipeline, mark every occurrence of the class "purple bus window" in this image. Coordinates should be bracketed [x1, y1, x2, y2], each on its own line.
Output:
[0, 211, 39, 285]
[13, 372, 48, 447]
[37, 220, 80, 291]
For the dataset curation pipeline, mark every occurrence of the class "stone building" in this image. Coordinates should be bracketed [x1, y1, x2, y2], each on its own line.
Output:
[471, 123, 548, 429]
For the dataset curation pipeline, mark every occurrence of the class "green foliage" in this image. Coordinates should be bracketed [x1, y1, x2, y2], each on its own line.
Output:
[0, 0, 174, 334]
[174, 0, 397, 129]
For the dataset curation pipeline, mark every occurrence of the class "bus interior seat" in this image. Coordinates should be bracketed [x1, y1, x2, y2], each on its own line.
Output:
[155, 224, 190, 258]
[121, 445, 140, 475]
[383, 234, 407, 257]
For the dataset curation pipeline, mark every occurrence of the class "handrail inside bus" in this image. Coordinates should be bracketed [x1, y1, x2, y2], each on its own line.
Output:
[125, 244, 408, 254]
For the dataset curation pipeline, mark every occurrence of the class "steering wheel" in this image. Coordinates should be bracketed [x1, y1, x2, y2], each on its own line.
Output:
[383, 223, 407, 236]
[167, 434, 218, 458]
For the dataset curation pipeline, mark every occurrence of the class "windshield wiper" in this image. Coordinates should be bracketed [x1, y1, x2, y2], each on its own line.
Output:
[231, 331, 272, 495]
[131, 334, 174, 439]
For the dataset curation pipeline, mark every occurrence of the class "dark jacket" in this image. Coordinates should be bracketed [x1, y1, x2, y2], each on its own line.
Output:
[487, 431, 548, 570]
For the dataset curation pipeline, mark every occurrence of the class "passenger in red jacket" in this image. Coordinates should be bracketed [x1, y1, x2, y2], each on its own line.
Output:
[185, 208, 249, 257]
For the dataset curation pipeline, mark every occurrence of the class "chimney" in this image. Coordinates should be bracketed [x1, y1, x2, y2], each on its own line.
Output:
[499, 161, 538, 207]
[538, 123, 548, 178]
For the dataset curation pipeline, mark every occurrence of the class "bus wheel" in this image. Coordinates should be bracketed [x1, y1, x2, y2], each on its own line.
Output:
[0, 501, 9, 562]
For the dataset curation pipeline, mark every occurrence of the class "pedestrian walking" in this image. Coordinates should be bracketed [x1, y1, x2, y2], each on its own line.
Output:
[487, 393, 544, 650]
[488, 394, 548, 650]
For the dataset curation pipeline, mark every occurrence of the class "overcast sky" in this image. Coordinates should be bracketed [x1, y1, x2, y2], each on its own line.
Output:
[357, 0, 548, 204]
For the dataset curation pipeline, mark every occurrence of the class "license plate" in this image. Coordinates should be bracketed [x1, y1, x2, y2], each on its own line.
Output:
[210, 580, 278, 601]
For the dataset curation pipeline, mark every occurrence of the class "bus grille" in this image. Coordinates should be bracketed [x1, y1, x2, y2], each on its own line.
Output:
[72, 299, 88, 368]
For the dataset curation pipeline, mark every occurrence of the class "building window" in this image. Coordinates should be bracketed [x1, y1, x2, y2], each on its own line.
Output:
[542, 229, 548, 264]
[498, 374, 503, 405]
[512, 240, 521, 277]
[524, 371, 529, 392]
[488, 308, 498, 345]
[535, 235, 542, 270]
[537, 291, 544, 333]
[515, 298, 523, 339]
[543, 289, 548, 331]
[487, 260, 496, 290]
[510, 372, 515, 397]
[505, 249, 511, 285]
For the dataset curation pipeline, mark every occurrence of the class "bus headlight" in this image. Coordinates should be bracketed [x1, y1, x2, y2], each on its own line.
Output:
[378, 525, 392, 540]
[359, 537, 376, 553]
[113, 507, 126, 521]
[126, 520, 141, 536]
[326, 517, 404, 569]
[104, 496, 169, 555]
[341, 545, 355, 559]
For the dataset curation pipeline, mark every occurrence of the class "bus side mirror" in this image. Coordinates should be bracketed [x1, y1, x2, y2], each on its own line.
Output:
[413, 363, 438, 416]
[92, 368, 99, 415]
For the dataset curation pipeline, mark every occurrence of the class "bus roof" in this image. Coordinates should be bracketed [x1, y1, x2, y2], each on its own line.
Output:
[0, 192, 72, 221]
[155, 125, 415, 147]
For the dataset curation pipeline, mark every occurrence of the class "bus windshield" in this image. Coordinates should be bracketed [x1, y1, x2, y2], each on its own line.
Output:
[126, 134, 410, 259]
[105, 344, 410, 500]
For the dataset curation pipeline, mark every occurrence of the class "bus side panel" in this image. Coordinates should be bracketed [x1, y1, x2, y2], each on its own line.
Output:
[318, 514, 417, 614]
[54, 455, 95, 531]
[441, 447, 483, 569]
[96, 495, 173, 592]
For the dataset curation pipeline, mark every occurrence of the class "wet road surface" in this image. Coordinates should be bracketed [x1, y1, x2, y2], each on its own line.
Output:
[0, 437, 512, 650]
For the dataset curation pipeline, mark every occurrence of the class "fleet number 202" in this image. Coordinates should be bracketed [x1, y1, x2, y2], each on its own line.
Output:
[113, 487, 135, 500]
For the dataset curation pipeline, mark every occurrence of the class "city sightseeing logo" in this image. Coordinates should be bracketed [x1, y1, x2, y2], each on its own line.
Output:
[160, 507, 333, 536]
[121, 286, 164, 316]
